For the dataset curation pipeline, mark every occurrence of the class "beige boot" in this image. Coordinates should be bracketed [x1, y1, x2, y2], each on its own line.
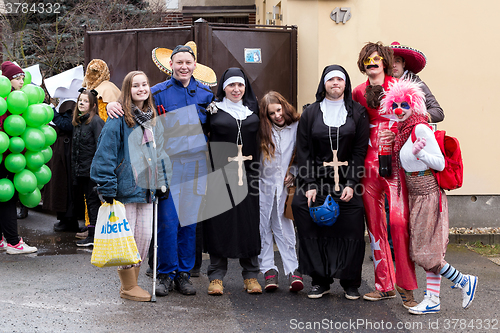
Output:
[395, 284, 418, 309]
[133, 266, 141, 281]
[118, 267, 151, 302]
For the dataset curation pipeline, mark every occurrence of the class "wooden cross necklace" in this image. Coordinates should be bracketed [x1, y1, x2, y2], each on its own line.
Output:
[228, 118, 252, 186]
[323, 126, 348, 191]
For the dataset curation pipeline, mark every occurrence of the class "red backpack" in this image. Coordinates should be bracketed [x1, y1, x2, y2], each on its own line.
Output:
[411, 125, 463, 191]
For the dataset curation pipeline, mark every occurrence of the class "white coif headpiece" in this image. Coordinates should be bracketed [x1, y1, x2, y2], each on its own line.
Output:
[324, 70, 346, 85]
[223, 76, 245, 90]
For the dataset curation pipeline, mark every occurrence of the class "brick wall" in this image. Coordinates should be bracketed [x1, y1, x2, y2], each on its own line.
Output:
[162, 10, 256, 26]
[162, 11, 184, 26]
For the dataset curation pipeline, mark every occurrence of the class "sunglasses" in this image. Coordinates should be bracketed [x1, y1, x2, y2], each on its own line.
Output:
[363, 55, 384, 66]
[392, 102, 410, 110]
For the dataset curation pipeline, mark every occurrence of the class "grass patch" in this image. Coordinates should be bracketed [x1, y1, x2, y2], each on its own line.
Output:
[464, 242, 500, 257]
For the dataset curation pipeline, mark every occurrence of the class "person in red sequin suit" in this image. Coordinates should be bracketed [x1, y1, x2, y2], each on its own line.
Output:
[352, 42, 418, 309]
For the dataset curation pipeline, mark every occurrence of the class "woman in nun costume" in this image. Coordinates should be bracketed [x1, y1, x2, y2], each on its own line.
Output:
[203, 68, 262, 295]
[291, 65, 370, 299]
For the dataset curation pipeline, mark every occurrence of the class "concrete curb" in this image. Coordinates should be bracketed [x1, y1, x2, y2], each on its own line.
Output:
[364, 234, 500, 245]
[449, 233, 500, 245]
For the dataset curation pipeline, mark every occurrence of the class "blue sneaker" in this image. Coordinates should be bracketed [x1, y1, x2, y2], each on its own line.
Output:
[452, 274, 478, 309]
[408, 294, 440, 315]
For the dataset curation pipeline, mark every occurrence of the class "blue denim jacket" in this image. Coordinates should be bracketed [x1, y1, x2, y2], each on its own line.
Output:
[90, 116, 171, 204]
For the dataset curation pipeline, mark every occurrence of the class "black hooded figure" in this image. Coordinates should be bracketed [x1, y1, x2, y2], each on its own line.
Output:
[291, 64, 370, 298]
[203, 67, 262, 292]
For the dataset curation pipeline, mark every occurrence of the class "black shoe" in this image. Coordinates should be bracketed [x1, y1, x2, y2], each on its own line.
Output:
[344, 287, 361, 300]
[174, 272, 196, 295]
[76, 236, 94, 247]
[17, 204, 28, 219]
[156, 274, 174, 296]
[146, 267, 154, 278]
[190, 268, 200, 277]
[54, 221, 80, 232]
[307, 285, 330, 299]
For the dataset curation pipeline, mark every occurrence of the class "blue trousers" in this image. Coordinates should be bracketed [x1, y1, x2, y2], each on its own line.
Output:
[156, 195, 197, 279]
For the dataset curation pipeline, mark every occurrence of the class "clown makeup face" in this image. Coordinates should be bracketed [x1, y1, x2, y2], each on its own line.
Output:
[224, 82, 245, 103]
[267, 103, 285, 127]
[392, 56, 405, 79]
[392, 101, 413, 122]
[364, 51, 385, 77]
[324, 76, 345, 101]
[10, 75, 25, 91]
[170, 52, 196, 87]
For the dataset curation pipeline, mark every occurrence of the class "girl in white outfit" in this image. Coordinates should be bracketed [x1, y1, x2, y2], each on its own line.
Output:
[258, 91, 303, 292]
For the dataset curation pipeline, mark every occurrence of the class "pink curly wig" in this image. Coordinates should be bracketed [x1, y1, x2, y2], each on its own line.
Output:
[380, 79, 426, 116]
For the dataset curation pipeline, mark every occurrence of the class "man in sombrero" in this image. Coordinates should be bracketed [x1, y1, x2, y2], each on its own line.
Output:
[390, 41, 444, 123]
[107, 41, 216, 297]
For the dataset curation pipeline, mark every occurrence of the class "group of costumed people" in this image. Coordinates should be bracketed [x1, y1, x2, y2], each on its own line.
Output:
[2, 39, 478, 315]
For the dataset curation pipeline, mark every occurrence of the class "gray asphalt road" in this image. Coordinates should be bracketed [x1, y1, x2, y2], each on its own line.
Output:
[1, 208, 499, 333]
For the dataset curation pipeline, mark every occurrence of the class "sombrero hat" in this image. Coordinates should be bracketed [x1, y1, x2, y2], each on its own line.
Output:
[389, 41, 427, 74]
[152, 41, 217, 87]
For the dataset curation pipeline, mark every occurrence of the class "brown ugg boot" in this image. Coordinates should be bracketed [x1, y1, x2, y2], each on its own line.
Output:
[395, 284, 418, 309]
[118, 267, 151, 302]
[133, 266, 141, 281]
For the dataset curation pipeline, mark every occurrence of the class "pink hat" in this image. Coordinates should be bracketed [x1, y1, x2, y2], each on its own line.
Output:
[389, 42, 427, 74]
[1, 61, 24, 81]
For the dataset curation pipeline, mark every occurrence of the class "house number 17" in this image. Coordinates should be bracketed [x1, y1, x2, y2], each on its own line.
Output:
[330, 7, 351, 24]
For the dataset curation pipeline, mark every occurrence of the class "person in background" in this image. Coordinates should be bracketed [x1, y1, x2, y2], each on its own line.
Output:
[82, 59, 120, 122]
[258, 91, 303, 292]
[71, 88, 104, 246]
[43, 99, 83, 236]
[0, 61, 37, 254]
[390, 41, 444, 123]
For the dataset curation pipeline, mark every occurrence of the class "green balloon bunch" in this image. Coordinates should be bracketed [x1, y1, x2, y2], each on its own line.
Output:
[0, 75, 55, 207]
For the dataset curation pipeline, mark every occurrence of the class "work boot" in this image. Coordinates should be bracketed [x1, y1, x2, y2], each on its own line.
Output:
[243, 278, 262, 294]
[174, 272, 196, 295]
[117, 267, 151, 302]
[396, 284, 418, 309]
[156, 274, 174, 296]
[208, 279, 224, 296]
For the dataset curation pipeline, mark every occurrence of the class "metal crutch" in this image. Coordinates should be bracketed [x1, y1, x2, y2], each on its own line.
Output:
[152, 158, 169, 302]
[151, 193, 159, 302]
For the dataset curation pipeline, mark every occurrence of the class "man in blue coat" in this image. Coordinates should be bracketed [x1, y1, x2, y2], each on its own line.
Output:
[107, 42, 215, 296]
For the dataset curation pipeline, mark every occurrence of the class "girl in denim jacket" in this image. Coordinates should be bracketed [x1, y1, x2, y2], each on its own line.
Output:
[91, 71, 170, 302]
